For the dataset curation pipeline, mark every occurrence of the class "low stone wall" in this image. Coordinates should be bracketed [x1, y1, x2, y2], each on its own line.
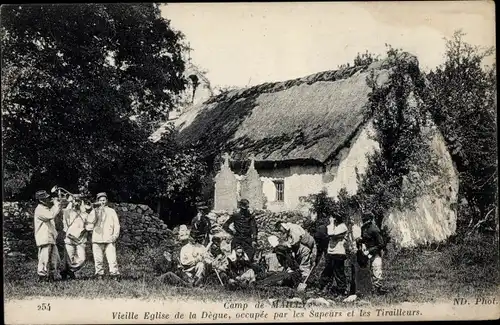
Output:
[3, 202, 35, 257]
[110, 203, 175, 251]
[3, 201, 174, 258]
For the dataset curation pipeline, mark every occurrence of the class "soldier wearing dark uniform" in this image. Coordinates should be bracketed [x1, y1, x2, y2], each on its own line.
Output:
[303, 212, 330, 269]
[153, 249, 192, 287]
[357, 212, 387, 295]
[223, 199, 258, 261]
[190, 202, 212, 246]
[226, 244, 256, 289]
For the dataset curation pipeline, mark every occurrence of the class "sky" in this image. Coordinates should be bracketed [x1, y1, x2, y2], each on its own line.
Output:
[161, 1, 495, 89]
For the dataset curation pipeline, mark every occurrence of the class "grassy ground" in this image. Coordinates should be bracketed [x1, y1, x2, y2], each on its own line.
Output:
[4, 233, 499, 305]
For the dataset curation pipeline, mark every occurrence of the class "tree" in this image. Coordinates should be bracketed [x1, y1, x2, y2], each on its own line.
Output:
[356, 45, 437, 223]
[426, 30, 497, 233]
[1, 4, 190, 201]
[305, 189, 336, 221]
[96, 124, 207, 225]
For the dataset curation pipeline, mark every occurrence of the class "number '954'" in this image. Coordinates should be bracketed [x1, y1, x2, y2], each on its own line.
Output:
[37, 303, 51, 311]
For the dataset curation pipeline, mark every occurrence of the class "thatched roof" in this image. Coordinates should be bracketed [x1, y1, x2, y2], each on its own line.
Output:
[167, 53, 418, 164]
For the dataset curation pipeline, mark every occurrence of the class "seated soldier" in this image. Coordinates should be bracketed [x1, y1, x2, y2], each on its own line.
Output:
[252, 242, 269, 280]
[178, 225, 190, 245]
[226, 244, 256, 289]
[153, 249, 192, 287]
[256, 236, 302, 288]
[204, 237, 229, 285]
[208, 236, 224, 258]
[179, 236, 209, 287]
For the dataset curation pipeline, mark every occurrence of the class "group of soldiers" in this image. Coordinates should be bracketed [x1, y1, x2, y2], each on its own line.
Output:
[34, 189, 120, 281]
[33, 188, 386, 298]
[153, 198, 387, 298]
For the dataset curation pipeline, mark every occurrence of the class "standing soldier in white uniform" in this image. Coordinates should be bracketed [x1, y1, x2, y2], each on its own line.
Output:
[60, 195, 89, 280]
[87, 192, 121, 279]
[33, 190, 62, 282]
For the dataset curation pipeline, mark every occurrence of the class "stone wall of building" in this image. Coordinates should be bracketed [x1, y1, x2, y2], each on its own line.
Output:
[3, 201, 174, 258]
[213, 154, 238, 212]
[324, 120, 379, 199]
[214, 156, 320, 213]
[240, 159, 265, 210]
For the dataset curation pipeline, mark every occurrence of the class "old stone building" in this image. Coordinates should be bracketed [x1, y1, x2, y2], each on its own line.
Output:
[154, 53, 459, 247]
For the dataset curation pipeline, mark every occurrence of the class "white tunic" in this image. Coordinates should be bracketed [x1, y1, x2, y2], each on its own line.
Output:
[180, 243, 208, 268]
[34, 204, 59, 246]
[63, 209, 88, 245]
[87, 207, 120, 243]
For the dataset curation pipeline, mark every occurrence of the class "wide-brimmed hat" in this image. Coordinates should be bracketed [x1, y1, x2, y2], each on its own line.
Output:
[35, 190, 50, 200]
[96, 192, 107, 200]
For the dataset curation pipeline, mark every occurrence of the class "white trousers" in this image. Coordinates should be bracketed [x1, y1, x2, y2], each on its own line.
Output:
[370, 255, 383, 289]
[37, 244, 61, 277]
[92, 243, 119, 275]
[65, 243, 86, 272]
[296, 243, 316, 279]
[236, 268, 256, 283]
